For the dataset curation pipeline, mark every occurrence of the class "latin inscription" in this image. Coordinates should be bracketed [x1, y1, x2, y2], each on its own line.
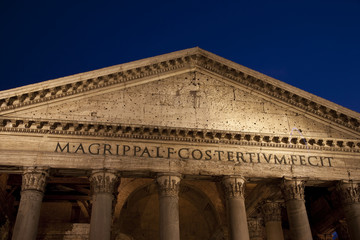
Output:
[55, 142, 333, 167]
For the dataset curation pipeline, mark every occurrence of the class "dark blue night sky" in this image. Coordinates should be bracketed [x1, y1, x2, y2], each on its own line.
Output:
[0, 0, 359, 113]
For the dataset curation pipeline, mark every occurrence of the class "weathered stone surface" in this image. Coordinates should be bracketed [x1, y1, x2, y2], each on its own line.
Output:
[0, 48, 359, 240]
[37, 223, 90, 240]
[5, 72, 355, 139]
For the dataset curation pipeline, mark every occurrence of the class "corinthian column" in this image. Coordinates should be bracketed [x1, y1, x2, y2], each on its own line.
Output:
[337, 180, 360, 240]
[156, 173, 181, 240]
[222, 176, 250, 240]
[281, 178, 312, 240]
[12, 167, 48, 240]
[247, 218, 264, 240]
[89, 170, 120, 240]
[260, 201, 284, 240]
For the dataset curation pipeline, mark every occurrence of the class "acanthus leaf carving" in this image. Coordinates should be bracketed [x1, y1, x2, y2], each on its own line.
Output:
[222, 176, 246, 199]
[281, 178, 305, 201]
[21, 167, 48, 193]
[260, 201, 283, 222]
[156, 174, 181, 197]
[90, 170, 120, 195]
[337, 180, 360, 204]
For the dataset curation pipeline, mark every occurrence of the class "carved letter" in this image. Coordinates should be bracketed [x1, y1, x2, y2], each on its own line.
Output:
[103, 144, 112, 155]
[274, 155, 287, 165]
[167, 147, 175, 159]
[140, 147, 152, 158]
[215, 150, 224, 161]
[308, 156, 318, 166]
[262, 153, 272, 163]
[74, 143, 85, 154]
[191, 149, 203, 160]
[55, 142, 69, 153]
[236, 152, 246, 163]
[178, 148, 189, 159]
[89, 143, 100, 155]
[204, 150, 212, 160]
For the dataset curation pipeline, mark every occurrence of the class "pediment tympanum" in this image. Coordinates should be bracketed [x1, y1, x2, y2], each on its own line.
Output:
[3, 71, 357, 140]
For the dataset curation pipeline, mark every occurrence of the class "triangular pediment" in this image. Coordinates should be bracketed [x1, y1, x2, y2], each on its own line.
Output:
[1, 48, 359, 140]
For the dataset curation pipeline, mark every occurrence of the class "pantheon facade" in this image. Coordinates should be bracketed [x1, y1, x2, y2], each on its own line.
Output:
[0, 48, 359, 240]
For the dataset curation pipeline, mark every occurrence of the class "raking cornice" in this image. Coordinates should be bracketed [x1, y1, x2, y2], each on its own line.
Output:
[0, 47, 359, 133]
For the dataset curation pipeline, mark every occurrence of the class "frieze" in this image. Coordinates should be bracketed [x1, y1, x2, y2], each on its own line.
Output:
[54, 142, 334, 167]
[0, 49, 359, 133]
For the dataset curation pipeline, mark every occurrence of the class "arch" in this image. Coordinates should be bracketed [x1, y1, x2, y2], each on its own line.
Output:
[113, 179, 223, 240]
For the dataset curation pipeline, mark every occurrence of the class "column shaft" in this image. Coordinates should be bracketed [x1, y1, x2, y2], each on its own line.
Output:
[260, 201, 284, 240]
[265, 221, 283, 240]
[337, 181, 360, 240]
[336, 219, 350, 240]
[281, 178, 312, 240]
[12, 168, 48, 240]
[285, 200, 312, 239]
[89, 170, 119, 240]
[223, 176, 250, 240]
[157, 174, 181, 240]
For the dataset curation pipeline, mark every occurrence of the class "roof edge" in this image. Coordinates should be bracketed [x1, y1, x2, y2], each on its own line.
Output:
[0, 47, 203, 98]
[0, 47, 359, 129]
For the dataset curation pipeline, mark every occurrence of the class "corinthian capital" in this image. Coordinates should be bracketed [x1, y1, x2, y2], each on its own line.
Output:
[337, 180, 360, 204]
[22, 167, 48, 193]
[247, 218, 264, 239]
[156, 174, 181, 197]
[90, 170, 120, 195]
[222, 176, 246, 199]
[281, 178, 305, 201]
[260, 201, 283, 222]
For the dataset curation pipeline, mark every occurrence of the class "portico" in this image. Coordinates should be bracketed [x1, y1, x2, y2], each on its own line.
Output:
[0, 48, 359, 239]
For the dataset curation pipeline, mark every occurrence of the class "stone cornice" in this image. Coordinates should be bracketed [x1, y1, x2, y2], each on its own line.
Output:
[0, 48, 359, 134]
[0, 117, 360, 153]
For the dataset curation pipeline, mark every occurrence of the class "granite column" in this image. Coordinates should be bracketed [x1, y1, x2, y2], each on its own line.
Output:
[337, 181, 360, 240]
[156, 173, 181, 240]
[12, 167, 48, 240]
[281, 178, 313, 240]
[222, 176, 250, 240]
[89, 170, 119, 240]
[260, 201, 284, 240]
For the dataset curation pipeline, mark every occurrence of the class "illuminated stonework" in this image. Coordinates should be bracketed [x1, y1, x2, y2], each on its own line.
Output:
[0, 48, 359, 240]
